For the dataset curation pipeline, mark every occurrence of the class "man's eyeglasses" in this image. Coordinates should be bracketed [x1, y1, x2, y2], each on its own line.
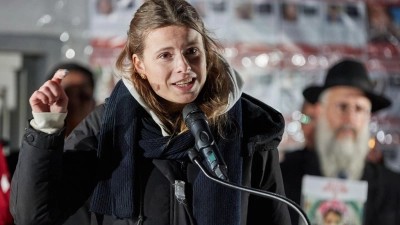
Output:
[331, 102, 371, 118]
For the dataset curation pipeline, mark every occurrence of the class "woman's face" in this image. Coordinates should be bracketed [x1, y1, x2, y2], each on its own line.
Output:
[133, 25, 207, 112]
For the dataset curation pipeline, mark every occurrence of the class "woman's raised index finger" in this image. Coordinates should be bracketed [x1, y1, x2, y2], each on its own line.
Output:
[52, 69, 69, 84]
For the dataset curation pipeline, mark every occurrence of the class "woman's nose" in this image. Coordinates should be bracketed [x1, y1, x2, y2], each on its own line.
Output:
[176, 54, 191, 73]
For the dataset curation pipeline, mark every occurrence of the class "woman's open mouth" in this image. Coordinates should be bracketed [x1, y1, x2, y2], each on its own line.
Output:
[175, 78, 194, 87]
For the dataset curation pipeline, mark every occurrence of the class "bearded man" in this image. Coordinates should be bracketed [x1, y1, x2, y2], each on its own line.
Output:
[280, 59, 400, 225]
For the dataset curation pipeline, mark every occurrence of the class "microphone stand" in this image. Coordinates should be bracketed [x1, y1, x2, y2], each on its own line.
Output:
[187, 148, 311, 225]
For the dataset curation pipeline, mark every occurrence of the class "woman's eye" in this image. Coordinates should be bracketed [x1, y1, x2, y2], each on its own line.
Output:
[186, 48, 198, 55]
[159, 53, 172, 59]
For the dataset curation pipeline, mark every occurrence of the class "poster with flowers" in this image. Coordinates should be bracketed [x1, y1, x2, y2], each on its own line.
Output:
[300, 175, 368, 225]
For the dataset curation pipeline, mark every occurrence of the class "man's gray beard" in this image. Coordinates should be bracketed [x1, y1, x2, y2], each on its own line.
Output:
[315, 115, 370, 180]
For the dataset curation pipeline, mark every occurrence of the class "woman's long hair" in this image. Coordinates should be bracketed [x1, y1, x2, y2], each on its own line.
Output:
[115, 0, 233, 135]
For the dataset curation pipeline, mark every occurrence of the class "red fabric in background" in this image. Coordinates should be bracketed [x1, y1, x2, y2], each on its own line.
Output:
[0, 142, 13, 225]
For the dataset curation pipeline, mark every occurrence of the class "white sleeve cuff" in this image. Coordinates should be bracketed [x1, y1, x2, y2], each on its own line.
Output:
[30, 112, 67, 134]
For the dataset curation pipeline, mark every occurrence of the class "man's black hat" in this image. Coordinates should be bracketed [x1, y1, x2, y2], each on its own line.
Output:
[303, 58, 391, 112]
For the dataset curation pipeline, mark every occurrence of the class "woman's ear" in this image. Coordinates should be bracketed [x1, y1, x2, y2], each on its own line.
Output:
[132, 54, 145, 74]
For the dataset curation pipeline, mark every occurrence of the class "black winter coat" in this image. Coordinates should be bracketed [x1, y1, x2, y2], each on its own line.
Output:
[10, 93, 292, 225]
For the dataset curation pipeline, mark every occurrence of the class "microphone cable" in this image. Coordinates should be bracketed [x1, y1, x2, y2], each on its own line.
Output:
[187, 147, 311, 225]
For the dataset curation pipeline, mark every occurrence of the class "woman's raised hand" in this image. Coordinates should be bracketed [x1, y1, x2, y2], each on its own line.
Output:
[29, 69, 69, 113]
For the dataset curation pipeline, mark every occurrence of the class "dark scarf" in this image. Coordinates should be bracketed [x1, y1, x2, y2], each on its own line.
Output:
[90, 80, 243, 225]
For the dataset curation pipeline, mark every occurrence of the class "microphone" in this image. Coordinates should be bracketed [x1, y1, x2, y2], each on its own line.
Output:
[183, 103, 312, 225]
[183, 103, 229, 180]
